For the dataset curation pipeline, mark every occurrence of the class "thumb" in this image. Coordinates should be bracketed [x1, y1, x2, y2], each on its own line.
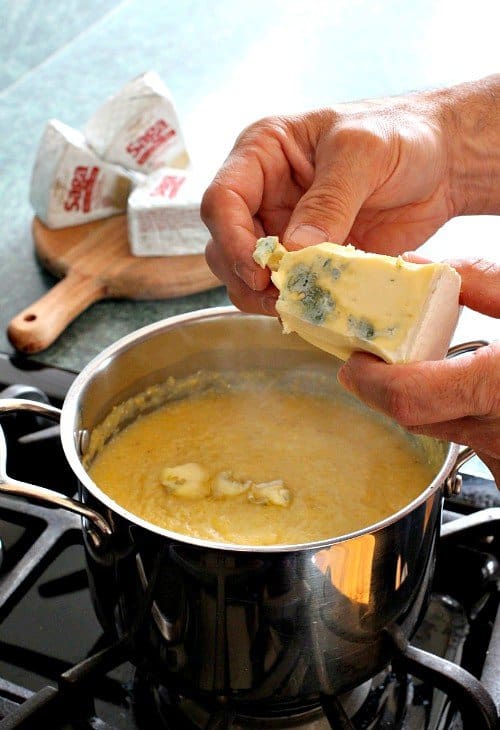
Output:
[283, 146, 373, 248]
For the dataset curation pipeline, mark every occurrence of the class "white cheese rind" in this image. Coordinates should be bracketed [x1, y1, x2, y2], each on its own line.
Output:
[268, 242, 461, 363]
[127, 167, 208, 256]
[84, 71, 190, 174]
[30, 119, 133, 229]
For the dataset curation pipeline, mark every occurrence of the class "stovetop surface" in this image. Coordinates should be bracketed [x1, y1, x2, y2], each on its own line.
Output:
[0, 353, 498, 729]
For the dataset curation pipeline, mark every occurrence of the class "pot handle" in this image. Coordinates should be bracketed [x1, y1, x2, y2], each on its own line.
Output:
[0, 398, 112, 549]
[443, 340, 490, 498]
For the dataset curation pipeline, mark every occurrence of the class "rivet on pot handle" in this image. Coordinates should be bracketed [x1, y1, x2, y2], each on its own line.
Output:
[443, 340, 490, 499]
[0, 398, 113, 550]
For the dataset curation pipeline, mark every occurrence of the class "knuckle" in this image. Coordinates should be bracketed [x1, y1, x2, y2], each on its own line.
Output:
[203, 238, 218, 270]
[473, 257, 499, 277]
[299, 183, 352, 221]
[236, 115, 287, 148]
[453, 256, 500, 277]
[332, 121, 388, 157]
[200, 176, 241, 226]
[200, 183, 218, 223]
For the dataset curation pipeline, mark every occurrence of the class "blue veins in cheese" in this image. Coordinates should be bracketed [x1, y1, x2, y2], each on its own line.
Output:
[253, 237, 461, 364]
[283, 263, 336, 325]
[253, 236, 288, 270]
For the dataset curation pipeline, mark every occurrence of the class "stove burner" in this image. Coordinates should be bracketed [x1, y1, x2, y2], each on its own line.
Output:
[130, 593, 499, 730]
[0, 494, 81, 624]
[136, 673, 396, 729]
[0, 354, 498, 729]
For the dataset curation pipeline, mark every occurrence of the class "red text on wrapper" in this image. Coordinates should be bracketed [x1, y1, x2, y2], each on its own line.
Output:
[150, 174, 186, 200]
[126, 120, 177, 165]
[64, 166, 99, 212]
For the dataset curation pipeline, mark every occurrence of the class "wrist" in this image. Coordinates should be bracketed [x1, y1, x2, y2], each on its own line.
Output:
[433, 75, 500, 216]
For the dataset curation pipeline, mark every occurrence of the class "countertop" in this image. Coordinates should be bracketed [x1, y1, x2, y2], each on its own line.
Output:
[0, 0, 498, 373]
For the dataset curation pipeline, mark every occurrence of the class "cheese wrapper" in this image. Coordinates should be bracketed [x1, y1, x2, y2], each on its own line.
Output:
[84, 71, 190, 174]
[254, 237, 461, 363]
[127, 167, 208, 256]
[30, 119, 134, 229]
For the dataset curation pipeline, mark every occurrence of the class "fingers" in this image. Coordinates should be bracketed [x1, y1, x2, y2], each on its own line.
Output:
[205, 239, 277, 315]
[202, 169, 270, 293]
[283, 126, 385, 247]
[408, 419, 500, 485]
[202, 115, 315, 293]
[403, 253, 500, 316]
[228, 284, 278, 316]
[337, 259, 500, 485]
[476, 454, 500, 486]
[407, 416, 500, 461]
[338, 344, 500, 482]
[338, 342, 500, 426]
[412, 418, 500, 485]
[444, 257, 500, 317]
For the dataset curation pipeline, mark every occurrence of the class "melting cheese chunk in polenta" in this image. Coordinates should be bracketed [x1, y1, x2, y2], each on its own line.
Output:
[160, 463, 210, 499]
[212, 471, 252, 498]
[248, 480, 291, 507]
[160, 461, 291, 507]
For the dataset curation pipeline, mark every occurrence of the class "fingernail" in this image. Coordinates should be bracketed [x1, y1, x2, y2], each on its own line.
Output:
[401, 251, 431, 264]
[288, 225, 329, 248]
[234, 262, 257, 289]
[401, 251, 416, 262]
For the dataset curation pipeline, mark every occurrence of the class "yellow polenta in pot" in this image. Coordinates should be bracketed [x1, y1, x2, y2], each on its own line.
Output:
[86, 369, 435, 546]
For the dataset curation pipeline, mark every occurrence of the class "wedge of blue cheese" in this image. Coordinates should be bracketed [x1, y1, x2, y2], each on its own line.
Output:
[253, 237, 461, 363]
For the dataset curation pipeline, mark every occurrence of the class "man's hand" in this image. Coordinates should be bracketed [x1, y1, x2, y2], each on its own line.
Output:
[337, 259, 500, 485]
[201, 76, 500, 316]
[202, 98, 453, 315]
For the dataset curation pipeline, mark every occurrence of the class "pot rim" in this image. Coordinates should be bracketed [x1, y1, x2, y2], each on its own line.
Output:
[60, 305, 457, 553]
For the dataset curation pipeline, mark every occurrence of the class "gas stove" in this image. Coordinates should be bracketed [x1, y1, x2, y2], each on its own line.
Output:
[0, 352, 498, 729]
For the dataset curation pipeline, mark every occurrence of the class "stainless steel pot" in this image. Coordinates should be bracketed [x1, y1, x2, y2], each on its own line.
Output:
[0, 307, 488, 708]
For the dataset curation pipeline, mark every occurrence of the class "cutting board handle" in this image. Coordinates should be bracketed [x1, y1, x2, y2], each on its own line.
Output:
[7, 270, 106, 354]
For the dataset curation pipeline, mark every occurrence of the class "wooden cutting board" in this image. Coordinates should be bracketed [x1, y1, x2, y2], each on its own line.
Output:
[7, 215, 221, 354]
